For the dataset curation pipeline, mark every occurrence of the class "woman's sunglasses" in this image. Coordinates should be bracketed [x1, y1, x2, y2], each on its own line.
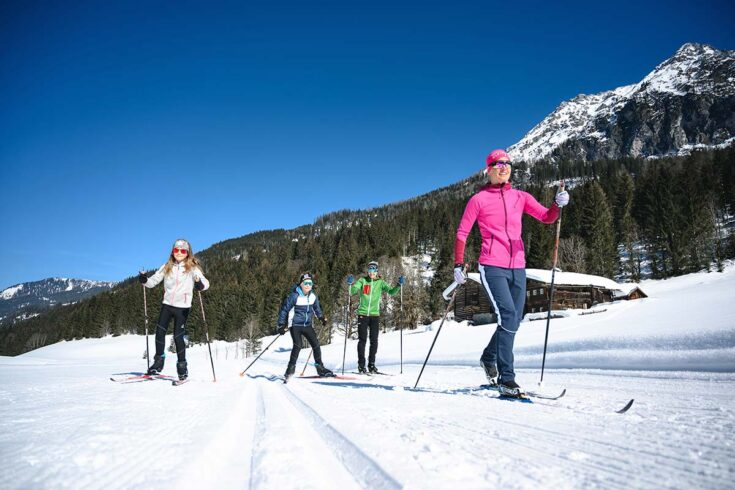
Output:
[172, 248, 189, 255]
[302, 280, 314, 286]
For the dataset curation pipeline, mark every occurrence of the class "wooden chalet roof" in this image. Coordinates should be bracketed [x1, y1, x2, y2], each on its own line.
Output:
[443, 269, 644, 300]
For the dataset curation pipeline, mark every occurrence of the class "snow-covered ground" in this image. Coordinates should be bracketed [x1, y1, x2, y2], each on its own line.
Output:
[1, 267, 734, 489]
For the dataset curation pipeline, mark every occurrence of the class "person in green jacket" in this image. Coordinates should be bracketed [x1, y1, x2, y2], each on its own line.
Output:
[348, 261, 403, 373]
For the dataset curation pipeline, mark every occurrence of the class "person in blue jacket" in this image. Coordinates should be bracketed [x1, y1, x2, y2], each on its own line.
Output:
[277, 273, 335, 381]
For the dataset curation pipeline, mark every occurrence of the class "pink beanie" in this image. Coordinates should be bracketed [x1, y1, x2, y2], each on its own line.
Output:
[486, 149, 510, 167]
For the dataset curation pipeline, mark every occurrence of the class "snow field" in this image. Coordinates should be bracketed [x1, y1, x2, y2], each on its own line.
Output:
[1, 266, 734, 488]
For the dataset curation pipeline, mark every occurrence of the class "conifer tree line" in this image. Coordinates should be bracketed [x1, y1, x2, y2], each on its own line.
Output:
[1, 147, 733, 356]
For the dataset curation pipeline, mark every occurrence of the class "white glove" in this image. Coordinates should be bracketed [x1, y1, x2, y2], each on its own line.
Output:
[555, 190, 569, 208]
[453, 265, 466, 285]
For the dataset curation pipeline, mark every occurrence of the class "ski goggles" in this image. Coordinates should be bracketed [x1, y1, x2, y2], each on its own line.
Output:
[302, 280, 313, 286]
[367, 267, 378, 273]
[172, 248, 189, 255]
[488, 161, 511, 169]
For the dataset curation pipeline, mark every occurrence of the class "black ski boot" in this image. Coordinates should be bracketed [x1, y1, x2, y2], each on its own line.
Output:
[315, 363, 335, 377]
[284, 363, 296, 382]
[498, 379, 525, 398]
[146, 355, 165, 375]
[481, 360, 498, 384]
[176, 361, 188, 381]
[357, 364, 367, 374]
[368, 363, 378, 374]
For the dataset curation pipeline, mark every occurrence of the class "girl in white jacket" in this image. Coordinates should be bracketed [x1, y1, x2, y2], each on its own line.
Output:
[138, 239, 210, 380]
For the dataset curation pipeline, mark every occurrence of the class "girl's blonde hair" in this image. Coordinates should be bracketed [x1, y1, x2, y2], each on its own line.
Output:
[162, 238, 202, 275]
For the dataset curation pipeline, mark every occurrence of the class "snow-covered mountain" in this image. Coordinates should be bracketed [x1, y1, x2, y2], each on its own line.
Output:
[508, 43, 735, 163]
[0, 278, 116, 325]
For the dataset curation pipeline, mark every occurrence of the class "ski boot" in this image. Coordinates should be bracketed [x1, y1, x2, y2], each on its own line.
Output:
[498, 379, 526, 399]
[171, 361, 189, 386]
[480, 360, 498, 385]
[284, 363, 296, 383]
[146, 355, 165, 375]
[357, 365, 368, 374]
[315, 363, 335, 377]
[367, 363, 378, 374]
[176, 361, 188, 381]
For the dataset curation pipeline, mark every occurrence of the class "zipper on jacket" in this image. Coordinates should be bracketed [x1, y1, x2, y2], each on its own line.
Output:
[367, 277, 373, 316]
[501, 186, 513, 268]
[305, 292, 311, 326]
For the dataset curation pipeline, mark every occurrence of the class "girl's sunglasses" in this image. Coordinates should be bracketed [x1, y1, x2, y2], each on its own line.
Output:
[489, 161, 511, 169]
[302, 280, 313, 286]
[172, 248, 189, 255]
[368, 267, 378, 273]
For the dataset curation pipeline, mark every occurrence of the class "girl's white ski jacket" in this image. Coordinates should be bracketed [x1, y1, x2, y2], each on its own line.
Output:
[144, 262, 210, 308]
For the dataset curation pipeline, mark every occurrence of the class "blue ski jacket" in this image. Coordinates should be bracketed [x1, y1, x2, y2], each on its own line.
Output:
[277, 285, 324, 328]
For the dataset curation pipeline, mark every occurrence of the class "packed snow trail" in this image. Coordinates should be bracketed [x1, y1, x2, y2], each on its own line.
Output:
[247, 378, 366, 489]
[1, 344, 734, 489]
[284, 364, 734, 489]
[2, 267, 735, 488]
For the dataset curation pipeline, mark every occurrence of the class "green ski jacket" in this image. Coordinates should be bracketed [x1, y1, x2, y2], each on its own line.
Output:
[349, 276, 401, 316]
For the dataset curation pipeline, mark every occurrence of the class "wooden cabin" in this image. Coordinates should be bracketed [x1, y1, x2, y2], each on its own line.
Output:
[453, 278, 496, 324]
[524, 279, 613, 313]
[444, 269, 646, 323]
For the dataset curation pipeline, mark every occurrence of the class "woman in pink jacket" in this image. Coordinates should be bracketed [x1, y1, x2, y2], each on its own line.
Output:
[454, 149, 569, 397]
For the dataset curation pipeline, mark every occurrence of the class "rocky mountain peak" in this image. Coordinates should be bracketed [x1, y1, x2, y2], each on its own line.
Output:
[508, 43, 735, 163]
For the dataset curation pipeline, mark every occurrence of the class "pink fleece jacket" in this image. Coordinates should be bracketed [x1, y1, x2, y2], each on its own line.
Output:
[455, 182, 559, 269]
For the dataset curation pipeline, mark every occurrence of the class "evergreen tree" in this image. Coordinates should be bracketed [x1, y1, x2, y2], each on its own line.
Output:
[579, 181, 617, 277]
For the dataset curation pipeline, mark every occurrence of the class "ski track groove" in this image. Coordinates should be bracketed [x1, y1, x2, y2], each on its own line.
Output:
[248, 383, 268, 490]
[248, 378, 368, 489]
[282, 382, 403, 490]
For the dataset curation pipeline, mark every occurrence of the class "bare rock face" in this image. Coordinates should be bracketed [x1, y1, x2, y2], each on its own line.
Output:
[508, 43, 735, 163]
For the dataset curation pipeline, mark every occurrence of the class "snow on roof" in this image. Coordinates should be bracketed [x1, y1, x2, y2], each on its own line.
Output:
[442, 269, 642, 300]
[525, 269, 621, 289]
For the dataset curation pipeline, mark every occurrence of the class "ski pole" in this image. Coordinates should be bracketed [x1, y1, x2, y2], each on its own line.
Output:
[400, 278, 404, 374]
[300, 349, 312, 376]
[414, 266, 466, 389]
[142, 282, 150, 371]
[342, 275, 353, 375]
[197, 290, 217, 382]
[240, 334, 281, 376]
[540, 181, 565, 385]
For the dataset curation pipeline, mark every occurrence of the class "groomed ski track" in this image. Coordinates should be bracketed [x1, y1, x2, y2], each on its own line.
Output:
[1, 352, 733, 489]
[248, 376, 400, 489]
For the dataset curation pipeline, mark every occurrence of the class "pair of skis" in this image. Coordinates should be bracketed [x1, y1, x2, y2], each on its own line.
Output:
[110, 373, 188, 386]
[475, 383, 634, 413]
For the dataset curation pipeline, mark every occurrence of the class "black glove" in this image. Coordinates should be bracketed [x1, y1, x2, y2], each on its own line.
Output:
[138, 272, 148, 284]
[194, 279, 204, 291]
[277, 325, 289, 335]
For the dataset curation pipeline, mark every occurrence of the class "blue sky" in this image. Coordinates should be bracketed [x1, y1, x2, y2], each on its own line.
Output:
[1, 0, 734, 289]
